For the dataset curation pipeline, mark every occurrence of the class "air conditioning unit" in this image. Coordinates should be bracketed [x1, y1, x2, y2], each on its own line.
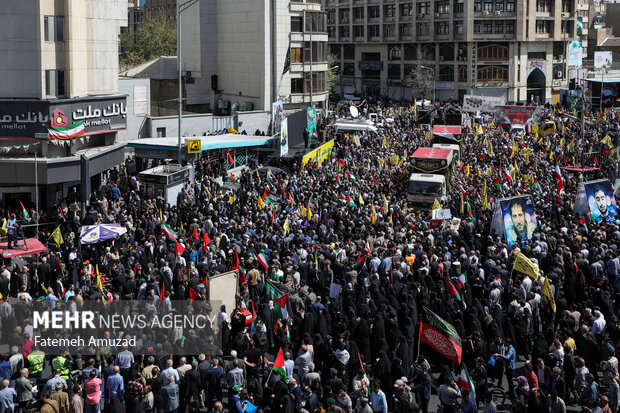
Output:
[557, 71, 563, 77]
[435, 13, 441, 17]
[483, 11, 489, 15]
[495, 10, 501, 14]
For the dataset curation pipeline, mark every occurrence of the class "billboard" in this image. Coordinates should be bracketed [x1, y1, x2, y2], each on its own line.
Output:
[272, 101, 283, 136]
[462, 95, 505, 113]
[280, 117, 289, 157]
[493, 106, 537, 125]
[594, 51, 613, 69]
[584, 180, 617, 223]
[568, 41, 583, 68]
[500, 195, 538, 246]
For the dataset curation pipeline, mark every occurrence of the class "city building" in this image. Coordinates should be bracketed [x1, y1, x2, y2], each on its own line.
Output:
[144, 0, 176, 21]
[180, 0, 329, 113]
[0, 0, 128, 210]
[324, 0, 588, 104]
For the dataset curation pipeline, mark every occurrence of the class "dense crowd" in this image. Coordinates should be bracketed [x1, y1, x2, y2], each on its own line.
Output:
[0, 101, 619, 413]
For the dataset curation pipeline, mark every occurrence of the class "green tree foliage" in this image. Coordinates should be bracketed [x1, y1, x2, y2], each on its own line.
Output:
[327, 54, 340, 93]
[120, 15, 177, 67]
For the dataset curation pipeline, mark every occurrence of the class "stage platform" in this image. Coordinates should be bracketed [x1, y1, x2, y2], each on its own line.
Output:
[0, 238, 47, 258]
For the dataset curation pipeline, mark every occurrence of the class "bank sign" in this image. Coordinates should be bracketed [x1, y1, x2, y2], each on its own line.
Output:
[0, 95, 127, 138]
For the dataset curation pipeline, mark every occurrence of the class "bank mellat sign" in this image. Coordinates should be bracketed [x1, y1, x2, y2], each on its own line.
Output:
[0, 96, 127, 138]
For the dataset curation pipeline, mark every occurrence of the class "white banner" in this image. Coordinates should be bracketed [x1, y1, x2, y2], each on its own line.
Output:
[279, 117, 289, 157]
[594, 51, 613, 69]
[462, 95, 505, 113]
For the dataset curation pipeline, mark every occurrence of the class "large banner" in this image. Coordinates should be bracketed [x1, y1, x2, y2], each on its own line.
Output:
[493, 106, 537, 125]
[306, 107, 317, 137]
[301, 139, 334, 168]
[272, 101, 283, 136]
[594, 51, 613, 69]
[568, 41, 583, 68]
[584, 180, 618, 223]
[500, 196, 538, 246]
[279, 117, 289, 157]
[462, 95, 505, 113]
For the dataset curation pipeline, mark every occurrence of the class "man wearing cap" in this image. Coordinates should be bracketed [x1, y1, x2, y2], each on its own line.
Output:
[327, 396, 345, 413]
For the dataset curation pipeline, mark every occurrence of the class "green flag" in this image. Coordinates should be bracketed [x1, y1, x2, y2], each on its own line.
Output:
[282, 44, 291, 75]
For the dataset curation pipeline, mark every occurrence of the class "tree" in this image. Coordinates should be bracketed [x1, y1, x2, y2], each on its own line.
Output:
[327, 54, 340, 94]
[120, 15, 177, 67]
[407, 49, 434, 101]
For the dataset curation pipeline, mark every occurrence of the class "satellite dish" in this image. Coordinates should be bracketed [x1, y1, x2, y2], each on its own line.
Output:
[350, 106, 359, 118]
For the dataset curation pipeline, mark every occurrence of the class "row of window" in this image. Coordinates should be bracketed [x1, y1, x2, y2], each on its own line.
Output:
[331, 44, 516, 62]
[289, 42, 328, 64]
[473, 21, 515, 34]
[290, 72, 327, 94]
[291, 13, 327, 33]
[336, 64, 508, 83]
[473, 0, 516, 12]
[336, 21, 515, 37]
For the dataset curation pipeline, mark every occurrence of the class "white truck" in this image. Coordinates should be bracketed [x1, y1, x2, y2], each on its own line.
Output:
[407, 173, 448, 210]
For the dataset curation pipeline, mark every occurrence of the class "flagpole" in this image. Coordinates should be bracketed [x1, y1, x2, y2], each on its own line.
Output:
[417, 322, 422, 358]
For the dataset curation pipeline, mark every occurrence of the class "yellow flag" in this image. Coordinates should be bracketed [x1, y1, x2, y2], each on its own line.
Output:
[432, 198, 441, 211]
[96, 265, 104, 292]
[228, 195, 235, 204]
[511, 138, 516, 157]
[283, 218, 290, 235]
[465, 164, 470, 177]
[74, 202, 80, 212]
[476, 125, 483, 136]
[51, 225, 64, 247]
[514, 158, 519, 173]
[206, 187, 212, 200]
[482, 180, 488, 210]
[371, 204, 377, 224]
[308, 206, 313, 221]
[388, 214, 393, 224]
[359, 193, 364, 206]
[1, 219, 5, 232]
[542, 276, 556, 313]
[300, 205, 306, 218]
[383, 195, 389, 215]
[512, 252, 539, 280]
[476, 164, 481, 177]
[41, 283, 48, 295]
[159, 209, 163, 221]
[258, 196, 265, 210]
[549, 151, 553, 161]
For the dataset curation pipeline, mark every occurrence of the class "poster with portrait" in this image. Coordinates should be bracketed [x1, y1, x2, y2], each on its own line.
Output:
[307, 107, 317, 137]
[272, 101, 284, 136]
[500, 195, 538, 246]
[584, 180, 617, 223]
[280, 117, 289, 157]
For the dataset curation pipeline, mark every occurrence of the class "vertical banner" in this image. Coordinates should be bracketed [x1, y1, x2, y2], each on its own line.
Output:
[500, 196, 538, 246]
[272, 101, 283, 136]
[280, 117, 289, 157]
[568, 17, 583, 68]
[306, 107, 317, 138]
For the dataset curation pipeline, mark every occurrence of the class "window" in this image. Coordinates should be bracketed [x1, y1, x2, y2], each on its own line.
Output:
[44, 16, 64, 42]
[458, 66, 467, 82]
[45, 70, 66, 97]
[455, 22, 464, 34]
[384, 5, 395, 18]
[291, 47, 303, 63]
[474, 0, 482, 12]
[400, 4, 413, 17]
[417, 3, 430, 15]
[474, 22, 482, 33]
[389, 47, 401, 60]
[369, 25, 380, 37]
[454, 0, 464, 13]
[536, 20, 551, 33]
[353, 7, 364, 19]
[291, 16, 303, 32]
[304, 42, 326, 62]
[484, 22, 492, 33]
[399, 23, 411, 36]
[344, 46, 355, 60]
[435, 22, 449, 35]
[354, 26, 364, 37]
[384, 24, 395, 37]
[291, 78, 304, 93]
[404, 46, 417, 60]
[305, 12, 325, 32]
[495, 22, 504, 33]
[304, 72, 326, 93]
[368, 6, 380, 19]
[417, 23, 430, 35]
[339, 26, 350, 38]
[439, 66, 454, 81]
[495, 1, 504, 12]
[562, 0, 572, 13]
[505, 21, 514, 33]
[506, 0, 515, 11]
[478, 44, 509, 60]
[477, 65, 508, 82]
[388, 64, 401, 79]
[484, 0, 493, 12]
[528, 52, 546, 60]
[156, 127, 166, 138]
[536, 0, 550, 12]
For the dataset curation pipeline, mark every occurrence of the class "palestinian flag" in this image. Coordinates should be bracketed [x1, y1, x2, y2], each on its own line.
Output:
[274, 293, 289, 320]
[161, 222, 177, 241]
[19, 201, 28, 219]
[257, 253, 269, 271]
[493, 177, 501, 190]
[448, 278, 461, 302]
[456, 273, 467, 288]
[346, 195, 356, 207]
[48, 121, 85, 139]
[419, 307, 462, 364]
[533, 179, 542, 195]
[189, 288, 199, 301]
[346, 171, 356, 182]
[356, 255, 367, 266]
[273, 348, 287, 382]
[458, 363, 476, 401]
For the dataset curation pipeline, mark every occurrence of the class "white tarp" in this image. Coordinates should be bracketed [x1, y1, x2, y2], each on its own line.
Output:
[80, 224, 128, 244]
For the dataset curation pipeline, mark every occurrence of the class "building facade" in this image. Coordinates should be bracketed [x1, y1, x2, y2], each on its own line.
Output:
[325, 0, 587, 104]
[181, 0, 329, 113]
[0, 0, 128, 210]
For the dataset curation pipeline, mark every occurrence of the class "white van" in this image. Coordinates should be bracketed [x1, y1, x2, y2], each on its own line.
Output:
[407, 173, 448, 210]
[431, 143, 461, 162]
[333, 120, 378, 135]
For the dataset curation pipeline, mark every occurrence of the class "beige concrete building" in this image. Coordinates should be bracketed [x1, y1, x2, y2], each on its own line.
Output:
[325, 0, 588, 104]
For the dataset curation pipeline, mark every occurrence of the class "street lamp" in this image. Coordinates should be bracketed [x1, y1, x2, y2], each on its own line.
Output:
[420, 65, 436, 104]
[177, 0, 201, 165]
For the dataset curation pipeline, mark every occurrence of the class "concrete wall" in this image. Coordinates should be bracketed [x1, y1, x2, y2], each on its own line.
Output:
[117, 77, 151, 142]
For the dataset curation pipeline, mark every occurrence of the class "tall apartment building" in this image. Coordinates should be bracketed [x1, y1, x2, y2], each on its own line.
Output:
[0, 0, 128, 209]
[180, 0, 328, 112]
[324, 0, 587, 104]
[144, 0, 176, 21]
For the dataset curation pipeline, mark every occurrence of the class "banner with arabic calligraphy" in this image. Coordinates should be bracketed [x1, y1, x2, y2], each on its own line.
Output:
[0, 96, 126, 138]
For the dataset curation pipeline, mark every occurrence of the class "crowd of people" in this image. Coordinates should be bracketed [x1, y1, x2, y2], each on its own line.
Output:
[0, 100, 619, 413]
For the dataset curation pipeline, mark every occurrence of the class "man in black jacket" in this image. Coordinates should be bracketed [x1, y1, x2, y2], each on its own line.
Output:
[185, 361, 202, 412]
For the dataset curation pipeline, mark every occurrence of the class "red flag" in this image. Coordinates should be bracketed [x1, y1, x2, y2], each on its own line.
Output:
[274, 293, 289, 309]
[594, 156, 600, 167]
[189, 288, 199, 301]
[239, 269, 246, 285]
[202, 275, 208, 287]
[174, 241, 185, 255]
[192, 228, 199, 240]
[390, 257, 394, 285]
[203, 232, 211, 250]
[272, 210, 276, 224]
[579, 216, 586, 224]
[159, 282, 165, 312]
[356, 255, 366, 265]
[373, 177, 377, 186]
[61, 287, 67, 299]
[226, 150, 234, 165]
[231, 249, 240, 270]
[263, 186, 270, 199]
